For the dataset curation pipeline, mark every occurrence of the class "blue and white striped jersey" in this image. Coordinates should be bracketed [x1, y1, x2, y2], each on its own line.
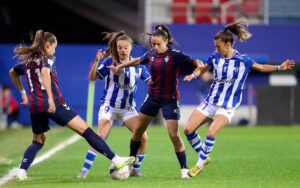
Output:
[205, 50, 255, 109]
[97, 57, 150, 109]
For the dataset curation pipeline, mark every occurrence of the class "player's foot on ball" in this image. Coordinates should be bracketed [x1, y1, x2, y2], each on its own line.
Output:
[114, 156, 135, 170]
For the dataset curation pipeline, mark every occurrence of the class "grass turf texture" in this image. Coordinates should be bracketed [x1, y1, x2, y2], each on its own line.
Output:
[0, 125, 300, 188]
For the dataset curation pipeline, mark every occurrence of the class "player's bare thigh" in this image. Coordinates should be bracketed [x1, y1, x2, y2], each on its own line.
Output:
[184, 109, 211, 135]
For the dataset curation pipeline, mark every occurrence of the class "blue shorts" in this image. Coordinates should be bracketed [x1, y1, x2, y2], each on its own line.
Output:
[140, 95, 180, 120]
[30, 103, 77, 134]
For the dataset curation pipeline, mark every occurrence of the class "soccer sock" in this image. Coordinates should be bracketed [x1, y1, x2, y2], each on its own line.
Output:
[81, 149, 97, 172]
[20, 141, 43, 170]
[82, 127, 115, 160]
[185, 131, 202, 155]
[133, 154, 145, 170]
[197, 136, 215, 167]
[176, 150, 188, 169]
[129, 139, 141, 157]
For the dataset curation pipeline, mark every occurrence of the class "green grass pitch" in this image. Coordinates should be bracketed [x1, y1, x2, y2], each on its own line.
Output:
[0, 125, 300, 188]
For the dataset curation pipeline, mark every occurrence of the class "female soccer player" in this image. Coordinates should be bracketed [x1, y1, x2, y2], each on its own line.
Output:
[9, 30, 135, 181]
[109, 25, 203, 179]
[78, 31, 150, 179]
[183, 22, 295, 177]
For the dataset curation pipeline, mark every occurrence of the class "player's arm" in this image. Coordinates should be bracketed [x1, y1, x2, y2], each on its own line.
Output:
[184, 63, 210, 82]
[251, 59, 295, 73]
[9, 68, 28, 105]
[41, 67, 56, 113]
[107, 58, 140, 74]
[89, 49, 104, 81]
[193, 59, 204, 68]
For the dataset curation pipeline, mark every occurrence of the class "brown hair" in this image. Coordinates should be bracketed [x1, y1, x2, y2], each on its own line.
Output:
[102, 31, 133, 66]
[214, 22, 252, 45]
[143, 24, 176, 47]
[14, 30, 57, 64]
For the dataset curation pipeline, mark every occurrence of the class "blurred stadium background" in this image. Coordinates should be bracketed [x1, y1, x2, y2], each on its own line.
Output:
[1, 0, 300, 127]
[0, 0, 300, 187]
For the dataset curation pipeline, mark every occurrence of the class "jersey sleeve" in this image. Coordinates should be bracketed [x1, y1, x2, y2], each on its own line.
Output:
[43, 57, 55, 69]
[140, 65, 151, 82]
[13, 63, 26, 76]
[244, 55, 255, 70]
[139, 50, 151, 65]
[205, 55, 214, 68]
[174, 50, 195, 67]
[96, 57, 112, 79]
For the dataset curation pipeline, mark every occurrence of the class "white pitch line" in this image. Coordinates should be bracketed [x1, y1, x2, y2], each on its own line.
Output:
[0, 134, 81, 186]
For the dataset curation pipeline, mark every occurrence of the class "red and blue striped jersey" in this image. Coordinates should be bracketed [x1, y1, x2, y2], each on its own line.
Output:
[13, 57, 65, 114]
[140, 48, 195, 102]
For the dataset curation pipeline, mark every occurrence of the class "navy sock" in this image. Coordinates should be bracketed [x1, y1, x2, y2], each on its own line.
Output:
[130, 139, 141, 157]
[82, 128, 115, 160]
[176, 150, 188, 169]
[20, 141, 43, 170]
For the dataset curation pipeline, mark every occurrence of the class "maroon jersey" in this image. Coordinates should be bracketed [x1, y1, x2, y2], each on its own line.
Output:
[140, 48, 195, 102]
[13, 57, 65, 114]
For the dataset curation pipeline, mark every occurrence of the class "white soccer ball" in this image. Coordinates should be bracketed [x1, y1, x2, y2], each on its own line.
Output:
[108, 163, 130, 180]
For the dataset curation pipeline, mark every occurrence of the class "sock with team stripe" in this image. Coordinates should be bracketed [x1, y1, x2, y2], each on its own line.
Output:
[80, 150, 97, 173]
[185, 131, 202, 155]
[197, 136, 215, 167]
[132, 154, 145, 170]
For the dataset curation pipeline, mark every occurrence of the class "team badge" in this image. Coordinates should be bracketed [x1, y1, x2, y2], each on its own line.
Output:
[165, 56, 169, 62]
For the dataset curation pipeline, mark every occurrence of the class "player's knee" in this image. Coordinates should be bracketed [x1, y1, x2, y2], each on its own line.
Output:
[169, 133, 180, 142]
[33, 134, 46, 144]
[207, 129, 217, 138]
[184, 126, 193, 135]
[141, 133, 148, 144]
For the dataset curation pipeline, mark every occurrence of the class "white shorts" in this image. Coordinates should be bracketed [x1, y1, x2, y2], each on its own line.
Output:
[197, 101, 235, 123]
[98, 105, 138, 123]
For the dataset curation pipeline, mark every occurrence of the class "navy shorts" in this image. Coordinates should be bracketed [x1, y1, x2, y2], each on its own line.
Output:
[30, 103, 77, 134]
[140, 95, 180, 120]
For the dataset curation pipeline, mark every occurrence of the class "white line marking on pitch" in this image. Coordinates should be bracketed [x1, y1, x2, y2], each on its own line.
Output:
[0, 134, 81, 186]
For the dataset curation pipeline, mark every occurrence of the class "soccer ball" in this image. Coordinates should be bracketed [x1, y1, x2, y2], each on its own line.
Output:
[108, 163, 130, 180]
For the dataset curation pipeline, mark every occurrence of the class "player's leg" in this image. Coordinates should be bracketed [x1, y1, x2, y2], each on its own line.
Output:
[129, 113, 152, 157]
[184, 102, 212, 156]
[123, 111, 148, 177]
[129, 95, 158, 158]
[17, 112, 49, 181]
[189, 106, 234, 177]
[50, 104, 134, 169]
[165, 119, 190, 179]
[78, 106, 114, 179]
[162, 100, 189, 179]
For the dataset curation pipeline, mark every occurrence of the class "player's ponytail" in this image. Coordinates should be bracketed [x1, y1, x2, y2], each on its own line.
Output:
[14, 30, 57, 64]
[143, 24, 176, 47]
[215, 22, 252, 45]
[103, 31, 134, 66]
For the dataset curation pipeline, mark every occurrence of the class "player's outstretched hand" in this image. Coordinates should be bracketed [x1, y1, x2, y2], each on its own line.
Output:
[21, 93, 28, 106]
[48, 98, 56, 113]
[184, 74, 194, 82]
[95, 49, 105, 62]
[280, 59, 295, 70]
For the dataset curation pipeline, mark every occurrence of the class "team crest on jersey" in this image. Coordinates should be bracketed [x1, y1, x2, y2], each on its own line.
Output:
[165, 56, 169, 62]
